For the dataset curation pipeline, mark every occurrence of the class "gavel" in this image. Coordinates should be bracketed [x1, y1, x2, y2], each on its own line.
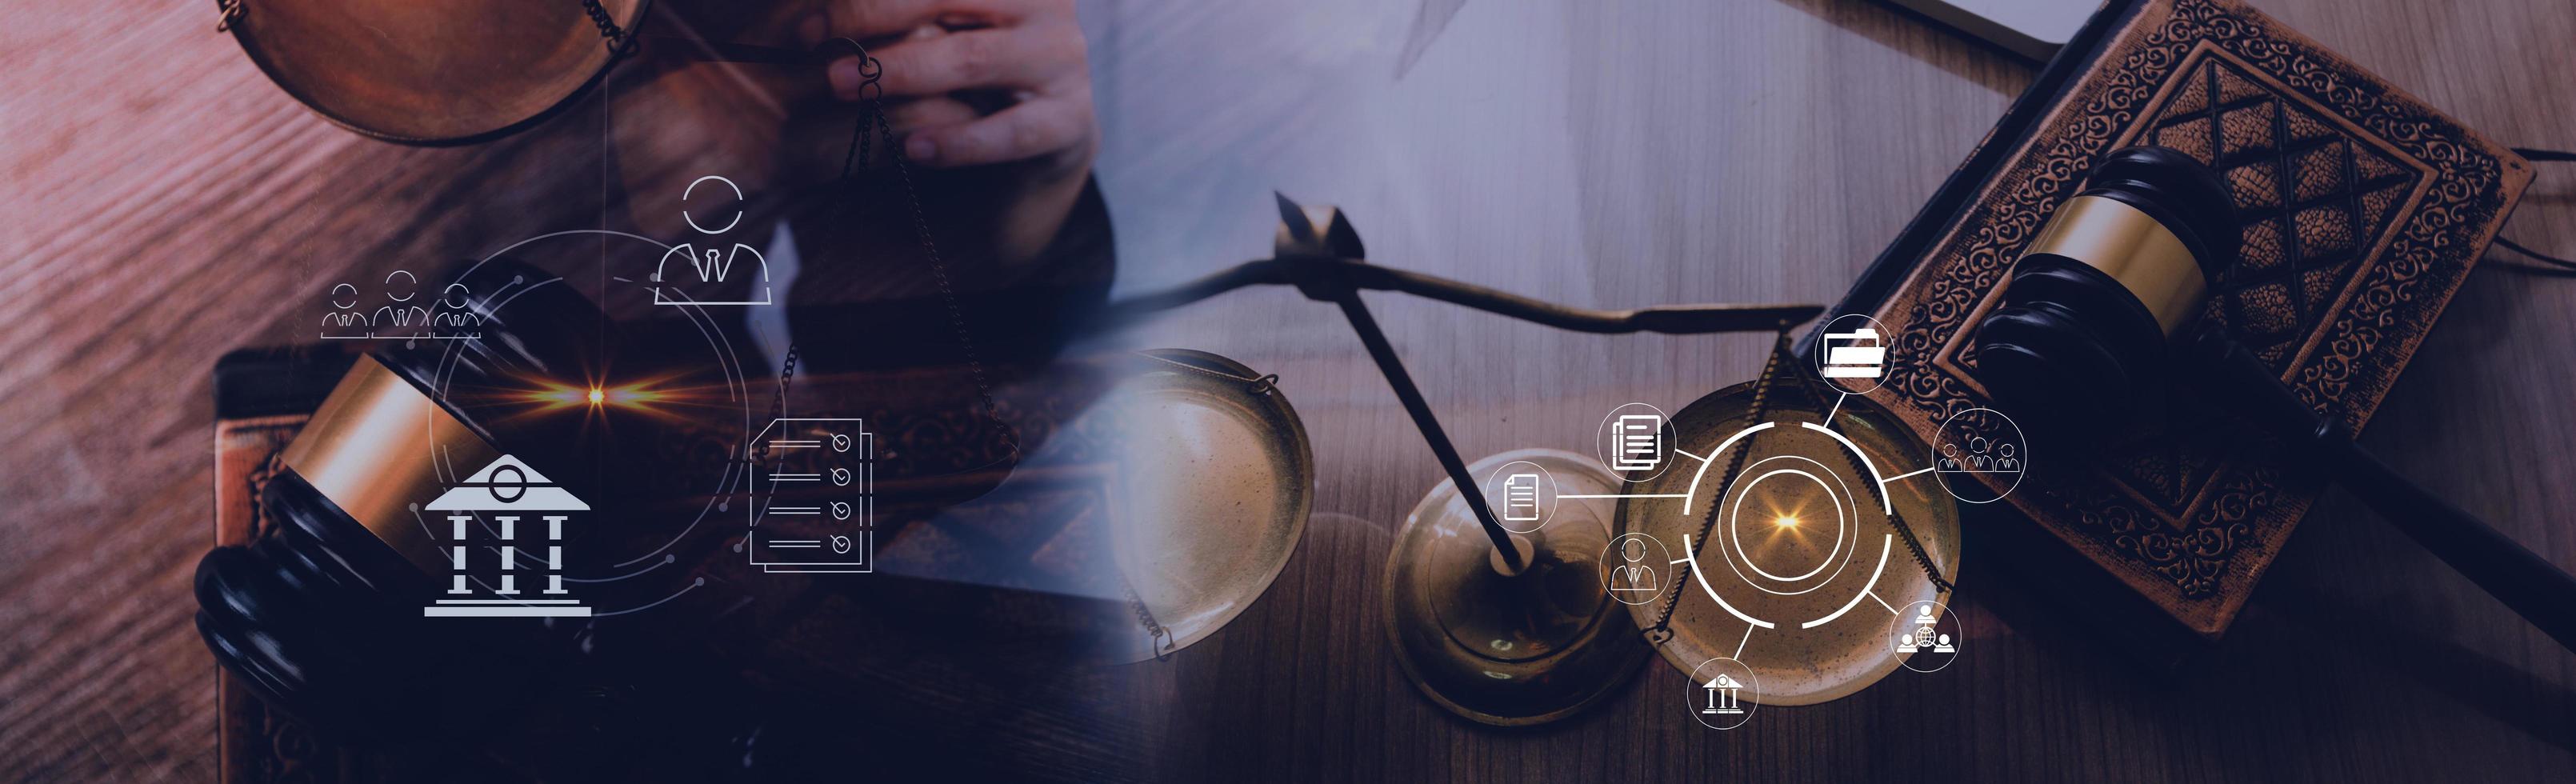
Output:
[193, 258, 719, 742]
[1974, 146, 2576, 652]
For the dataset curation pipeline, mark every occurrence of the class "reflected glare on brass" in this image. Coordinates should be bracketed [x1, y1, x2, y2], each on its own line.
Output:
[2022, 194, 2208, 338]
[1384, 449, 1650, 726]
[223, 0, 649, 145]
[1621, 381, 1960, 706]
[1094, 195, 1819, 722]
[1103, 350, 1312, 663]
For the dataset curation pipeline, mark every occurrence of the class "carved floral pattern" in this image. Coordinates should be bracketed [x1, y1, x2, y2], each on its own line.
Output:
[1869, 0, 2521, 628]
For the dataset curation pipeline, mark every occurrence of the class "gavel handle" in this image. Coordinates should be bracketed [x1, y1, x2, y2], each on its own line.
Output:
[2192, 331, 2576, 652]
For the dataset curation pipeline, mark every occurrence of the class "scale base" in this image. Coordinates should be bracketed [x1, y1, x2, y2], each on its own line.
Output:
[1382, 449, 1649, 726]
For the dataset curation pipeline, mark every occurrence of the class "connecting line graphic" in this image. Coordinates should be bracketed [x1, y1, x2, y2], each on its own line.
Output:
[1549, 430, 1722, 499]
[1679, 422, 1778, 511]
[1638, 382, 1967, 662]
[1560, 445, 1715, 498]
[1810, 390, 1941, 490]
[1677, 534, 1778, 630]
[1866, 588, 1902, 616]
[565, 554, 677, 584]
[595, 578, 707, 618]
[1800, 534, 1894, 629]
[1672, 533, 1898, 632]
[1560, 493, 1689, 499]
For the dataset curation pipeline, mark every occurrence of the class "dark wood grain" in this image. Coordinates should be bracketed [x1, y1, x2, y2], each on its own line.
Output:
[2, 0, 2572, 781]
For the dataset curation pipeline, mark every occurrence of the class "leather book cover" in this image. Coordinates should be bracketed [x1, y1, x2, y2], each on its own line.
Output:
[1829, 0, 2534, 640]
[214, 347, 447, 783]
[215, 415, 347, 784]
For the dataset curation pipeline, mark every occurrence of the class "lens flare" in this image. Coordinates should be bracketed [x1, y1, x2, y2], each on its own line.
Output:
[491, 370, 728, 426]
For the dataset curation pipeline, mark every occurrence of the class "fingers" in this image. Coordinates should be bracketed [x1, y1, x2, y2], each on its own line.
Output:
[832, 25, 1083, 99]
[902, 86, 1094, 167]
[800, 0, 1092, 169]
[805, 0, 1058, 44]
[894, 26, 1081, 97]
[773, 96, 980, 174]
[808, 0, 960, 41]
[882, 96, 982, 133]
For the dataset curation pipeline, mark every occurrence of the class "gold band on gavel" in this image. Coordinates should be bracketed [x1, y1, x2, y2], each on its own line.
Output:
[2023, 194, 2212, 338]
[279, 354, 502, 577]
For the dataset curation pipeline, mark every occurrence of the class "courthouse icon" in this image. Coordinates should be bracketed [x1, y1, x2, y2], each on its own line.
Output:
[422, 454, 591, 617]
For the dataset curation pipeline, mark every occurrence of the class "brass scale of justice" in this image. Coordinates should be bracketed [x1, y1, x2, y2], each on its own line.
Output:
[219, 0, 1971, 726]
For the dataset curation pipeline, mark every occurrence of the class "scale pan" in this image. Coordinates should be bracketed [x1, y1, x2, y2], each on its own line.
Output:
[1382, 449, 1650, 726]
[1619, 381, 1960, 706]
[221, 0, 648, 145]
[1101, 350, 1314, 663]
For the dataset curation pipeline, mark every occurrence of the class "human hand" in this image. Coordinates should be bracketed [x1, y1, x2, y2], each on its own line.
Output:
[801, 0, 1097, 178]
[793, 0, 1098, 268]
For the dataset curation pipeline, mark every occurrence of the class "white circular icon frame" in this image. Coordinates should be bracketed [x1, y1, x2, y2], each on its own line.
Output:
[1889, 599, 1964, 674]
[1931, 406, 2027, 504]
[1599, 532, 1674, 606]
[1686, 657, 1761, 730]
[1482, 460, 1559, 534]
[1812, 313, 1892, 395]
[1596, 402, 1679, 483]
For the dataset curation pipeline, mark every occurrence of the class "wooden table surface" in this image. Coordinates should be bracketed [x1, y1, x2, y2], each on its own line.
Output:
[4, 0, 2573, 781]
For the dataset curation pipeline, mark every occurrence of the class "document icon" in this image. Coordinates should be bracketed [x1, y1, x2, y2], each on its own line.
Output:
[1822, 328, 1886, 378]
[1503, 474, 1542, 522]
[1615, 414, 1662, 471]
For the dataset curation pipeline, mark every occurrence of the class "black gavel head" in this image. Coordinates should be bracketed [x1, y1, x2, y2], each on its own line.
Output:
[194, 258, 616, 738]
[1973, 146, 2238, 442]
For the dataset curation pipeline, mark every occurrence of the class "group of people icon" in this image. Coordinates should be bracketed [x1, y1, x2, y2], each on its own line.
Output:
[1897, 604, 1955, 654]
[1935, 436, 2019, 474]
[321, 271, 482, 340]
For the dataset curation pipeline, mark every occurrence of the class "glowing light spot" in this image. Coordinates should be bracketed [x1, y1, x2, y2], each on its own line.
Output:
[1774, 515, 1799, 529]
[586, 388, 605, 406]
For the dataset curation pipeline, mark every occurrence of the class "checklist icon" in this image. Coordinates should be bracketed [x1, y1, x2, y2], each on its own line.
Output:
[747, 417, 874, 574]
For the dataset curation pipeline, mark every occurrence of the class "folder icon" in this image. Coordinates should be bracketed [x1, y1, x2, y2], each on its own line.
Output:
[1822, 328, 1886, 378]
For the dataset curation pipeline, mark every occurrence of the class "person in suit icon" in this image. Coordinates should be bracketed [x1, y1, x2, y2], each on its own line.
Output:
[321, 282, 369, 337]
[371, 271, 433, 336]
[431, 282, 484, 336]
[652, 175, 773, 305]
[1609, 537, 1659, 595]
